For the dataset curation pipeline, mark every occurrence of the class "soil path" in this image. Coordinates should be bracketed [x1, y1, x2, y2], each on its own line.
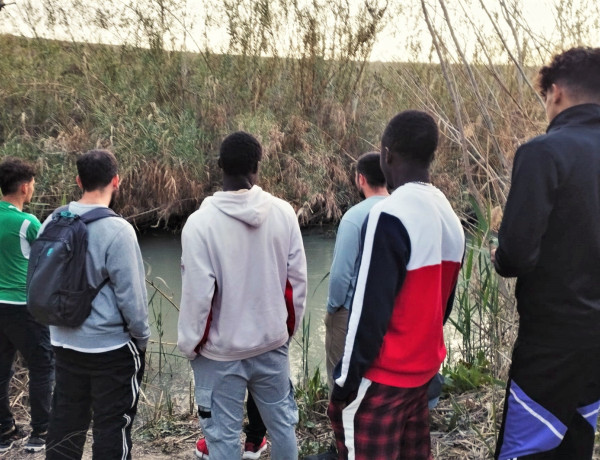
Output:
[1, 443, 196, 459]
[0, 436, 198, 459]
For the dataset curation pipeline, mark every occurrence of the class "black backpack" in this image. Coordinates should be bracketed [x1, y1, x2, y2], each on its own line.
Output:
[26, 206, 120, 327]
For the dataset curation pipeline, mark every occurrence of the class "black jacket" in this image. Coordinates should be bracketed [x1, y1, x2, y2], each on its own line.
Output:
[495, 103, 600, 348]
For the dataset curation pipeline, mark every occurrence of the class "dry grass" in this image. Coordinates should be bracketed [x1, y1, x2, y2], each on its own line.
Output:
[3, 1, 600, 230]
[115, 159, 207, 229]
[294, 385, 600, 459]
[7, 360, 600, 459]
[293, 389, 504, 459]
[5, 356, 31, 428]
[430, 387, 504, 459]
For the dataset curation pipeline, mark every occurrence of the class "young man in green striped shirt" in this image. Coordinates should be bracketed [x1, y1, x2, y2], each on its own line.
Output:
[0, 158, 54, 453]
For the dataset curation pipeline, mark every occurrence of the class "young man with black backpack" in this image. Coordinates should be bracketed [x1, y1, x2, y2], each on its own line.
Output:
[38, 150, 150, 460]
[0, 158, 54, 454]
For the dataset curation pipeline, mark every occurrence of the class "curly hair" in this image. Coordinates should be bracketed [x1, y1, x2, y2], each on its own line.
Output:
[0, 157, 36, 195]
[381, 110, 438, 168]
[219, 131, 263, 176]
[538, 47, 600, 100]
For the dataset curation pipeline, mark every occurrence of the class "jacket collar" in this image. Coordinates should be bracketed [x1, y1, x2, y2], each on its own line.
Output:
[547, 103, 600, 133]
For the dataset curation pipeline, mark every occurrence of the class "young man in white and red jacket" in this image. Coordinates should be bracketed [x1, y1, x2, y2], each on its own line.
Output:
[328, 111, 465, 459]
[178, 131, 307, 460]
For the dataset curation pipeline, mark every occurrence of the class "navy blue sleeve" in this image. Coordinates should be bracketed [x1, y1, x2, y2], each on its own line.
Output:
[443, 284, 457, 325]
[443, 242, 465, 324]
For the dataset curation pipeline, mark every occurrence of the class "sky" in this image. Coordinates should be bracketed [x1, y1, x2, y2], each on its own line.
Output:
[1, 0, 599, 64]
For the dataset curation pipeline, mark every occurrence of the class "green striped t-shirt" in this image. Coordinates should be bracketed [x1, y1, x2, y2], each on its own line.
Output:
[0, 201, 41, 304]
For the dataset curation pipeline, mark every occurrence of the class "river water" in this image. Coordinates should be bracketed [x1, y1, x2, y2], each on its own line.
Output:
[139, 230, 463, 386]
[139, 230, 335, 382]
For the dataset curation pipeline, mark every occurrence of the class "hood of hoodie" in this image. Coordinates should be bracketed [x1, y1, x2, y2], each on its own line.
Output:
[207, 185, 272, 227]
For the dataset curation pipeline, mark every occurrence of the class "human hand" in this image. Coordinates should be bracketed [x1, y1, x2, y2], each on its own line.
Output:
[489, 237, 498, 265]
[132, 338, 147, 353]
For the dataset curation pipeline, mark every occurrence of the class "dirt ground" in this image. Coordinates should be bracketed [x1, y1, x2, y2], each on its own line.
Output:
[0, 416, 273, 460]
[3, 389, 600, 460]
[0, 434, 197, 459]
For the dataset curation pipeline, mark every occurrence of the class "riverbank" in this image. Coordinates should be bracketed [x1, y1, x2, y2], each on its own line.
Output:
[7, 355, 600, 459]
[3, 385, 505, 459]
[1, 385, 570, 460]
[0, 31, 543, 231]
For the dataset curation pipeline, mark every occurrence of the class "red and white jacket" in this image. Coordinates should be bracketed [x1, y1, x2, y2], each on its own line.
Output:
[333, 183, 464, 399]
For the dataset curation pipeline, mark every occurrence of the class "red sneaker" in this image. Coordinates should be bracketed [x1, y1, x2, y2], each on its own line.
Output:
[195, 438, 209, 459]
[242, 437, 268, 459]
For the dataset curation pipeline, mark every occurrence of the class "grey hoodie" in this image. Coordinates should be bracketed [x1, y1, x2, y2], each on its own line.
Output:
[40, 202, 150, 352]
[178, 185, 307, 360]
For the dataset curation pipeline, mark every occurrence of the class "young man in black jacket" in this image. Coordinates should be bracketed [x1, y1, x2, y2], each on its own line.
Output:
[492, 47, 600, 459]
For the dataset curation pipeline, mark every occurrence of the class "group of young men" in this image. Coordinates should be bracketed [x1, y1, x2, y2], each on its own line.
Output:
[0, 46, 599, 460]
[0, 150, 149, 459]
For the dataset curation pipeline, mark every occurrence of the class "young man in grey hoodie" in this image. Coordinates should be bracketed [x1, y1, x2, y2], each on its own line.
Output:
[178, 131, 307, 459]
[43, 150, 150, 460]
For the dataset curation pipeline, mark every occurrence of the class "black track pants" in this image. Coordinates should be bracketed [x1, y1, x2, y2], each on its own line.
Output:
[46, 342, 145, 460]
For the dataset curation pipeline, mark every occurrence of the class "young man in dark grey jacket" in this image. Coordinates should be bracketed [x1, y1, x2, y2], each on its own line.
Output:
[493, 47, 600, 459]
[42, 150, 150, 460]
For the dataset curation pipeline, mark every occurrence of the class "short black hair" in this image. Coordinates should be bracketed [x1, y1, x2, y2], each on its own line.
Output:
[356, 152, 386, 187]
[381, 110, 438, 168]
[219, 131, 263, 176]
[76, 150, 118, 191]
[0, 157, 36, 195]
[538, 47, 600, 100]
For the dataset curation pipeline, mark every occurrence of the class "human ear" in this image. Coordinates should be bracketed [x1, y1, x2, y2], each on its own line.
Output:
[550, 83, 563, 104]
[357, 173, 365, 187]
[384, 146, 393, 164]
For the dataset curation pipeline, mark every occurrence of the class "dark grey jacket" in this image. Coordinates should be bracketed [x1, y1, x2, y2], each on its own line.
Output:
[495, 103, 600, 348]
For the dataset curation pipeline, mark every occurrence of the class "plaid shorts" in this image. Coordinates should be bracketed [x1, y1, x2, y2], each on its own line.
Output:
[328, 378, 432, 460]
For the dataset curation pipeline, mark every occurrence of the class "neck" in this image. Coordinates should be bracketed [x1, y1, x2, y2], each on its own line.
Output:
[551, 100, 598, 121]
[1, 194, 25, 211]
[392, 167, 430, 190]
[363, 186, 389, 199]
[222, 175, 254, 192]
[78, 189, 112, 207]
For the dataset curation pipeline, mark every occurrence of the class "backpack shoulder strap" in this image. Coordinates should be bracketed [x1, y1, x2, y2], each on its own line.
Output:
[52, 205, 69, 216]
[78, 208, 120, 303]
[79, 207, 121, 224]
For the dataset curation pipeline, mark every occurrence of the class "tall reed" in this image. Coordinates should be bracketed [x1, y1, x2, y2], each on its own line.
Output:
[5, 0, 595, 231]
[446, 202, 516, 385]
[138, 277, 188, 425]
